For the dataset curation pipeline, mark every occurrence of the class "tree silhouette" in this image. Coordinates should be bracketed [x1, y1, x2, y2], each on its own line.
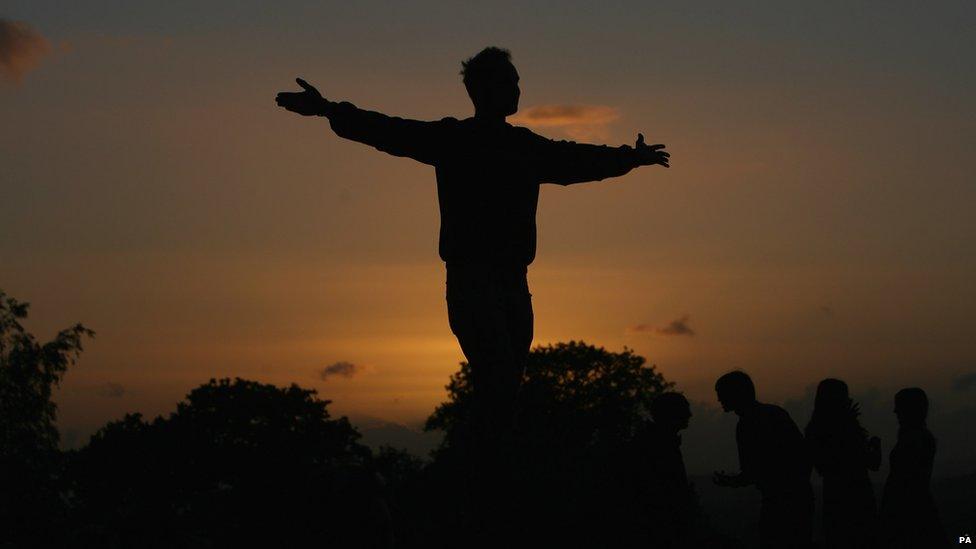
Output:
[0, 291, 723, 548]
[67, 378, 378, 547]
[427, 340, 672, 452]
[0, 290, 93, 545]
[424, 341, 684, 546]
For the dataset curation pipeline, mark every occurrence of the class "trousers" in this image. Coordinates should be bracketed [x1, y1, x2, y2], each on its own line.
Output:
[446, 262, 533, 439]
[445, 262, 533, 543]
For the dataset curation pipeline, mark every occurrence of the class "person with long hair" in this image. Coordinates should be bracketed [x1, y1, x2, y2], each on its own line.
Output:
[804, 379, 881, 548]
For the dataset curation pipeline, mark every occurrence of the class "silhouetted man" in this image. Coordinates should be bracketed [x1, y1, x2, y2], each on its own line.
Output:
[712, 371, 813, 549]
[634, 392, 695, 546]
[275, 46, 670, 535]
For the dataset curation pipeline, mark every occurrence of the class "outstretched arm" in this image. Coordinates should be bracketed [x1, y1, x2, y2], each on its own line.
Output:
[275, 78, 453, 165]
[528, 131, 670, 185]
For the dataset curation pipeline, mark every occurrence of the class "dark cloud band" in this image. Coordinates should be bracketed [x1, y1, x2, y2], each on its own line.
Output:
[319, 361, 359, 380]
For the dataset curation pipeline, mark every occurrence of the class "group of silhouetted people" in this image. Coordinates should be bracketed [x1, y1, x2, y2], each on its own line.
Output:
[686, 371, 945, 548]
[276, 46, 947, 548]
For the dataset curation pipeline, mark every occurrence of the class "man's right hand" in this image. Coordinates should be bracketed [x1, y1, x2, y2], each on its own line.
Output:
[276, 78, 332, 117]
[634, 133, 670, 168]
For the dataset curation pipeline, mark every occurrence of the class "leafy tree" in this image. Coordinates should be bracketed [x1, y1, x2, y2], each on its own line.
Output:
[424, 341, 676, 546]
[0, 290, 93, 544]
[0, 290, 93, 459]
[68, 378, 376, 546]
[427, 340, 672, 456]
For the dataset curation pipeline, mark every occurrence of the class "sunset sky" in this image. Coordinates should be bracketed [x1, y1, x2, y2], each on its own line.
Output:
[2, 2, 974, 473]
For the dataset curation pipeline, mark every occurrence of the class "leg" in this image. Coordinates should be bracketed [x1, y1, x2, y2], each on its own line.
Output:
[445, 264, 532, 544]
[446, 265, 532, 446]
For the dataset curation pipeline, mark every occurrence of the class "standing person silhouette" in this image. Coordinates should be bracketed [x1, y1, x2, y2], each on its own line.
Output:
[275, 46, 670, 541]
[804, 378, 881, 549]
[880, 388, 947, 548]
[634, 392, 696, 547]
[712, 371, 813, 549]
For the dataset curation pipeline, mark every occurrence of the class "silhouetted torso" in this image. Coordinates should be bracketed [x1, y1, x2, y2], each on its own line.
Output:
[637, 421, 689, 493]
[736, 403, 811, 498]
[884, 427, 935, 504]
[737, 402, 813, 549]
[326, 102, 637, 267]
[633, 421, 694, 546]
[435, 119, 540, 266]
[881, 426, 946, 548]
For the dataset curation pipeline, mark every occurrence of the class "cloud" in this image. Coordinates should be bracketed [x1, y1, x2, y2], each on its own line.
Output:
[319, 361, 361, 380]
[0, 19, 52, 83]
[510, 104, 620, 141]
[952, 372, 976, 392]
[97, 382, 125, 398]
[629, 315, 695, 336]
[657, 316, 695, 336]
[511, 104, 620, 127]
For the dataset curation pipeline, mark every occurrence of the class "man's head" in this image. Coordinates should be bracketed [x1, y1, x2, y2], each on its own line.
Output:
[894, 387, 928, 427]
[715, 371, 757, 415]
[461, 47, 520, 118]
[651, 392, 692, 432]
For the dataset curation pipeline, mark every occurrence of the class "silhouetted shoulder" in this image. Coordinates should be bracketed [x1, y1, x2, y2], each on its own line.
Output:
[509, 123, 543, 138]
[757, 402, 790, 421]
[765, 402, 785, 413]
[744, 403, 803, 443]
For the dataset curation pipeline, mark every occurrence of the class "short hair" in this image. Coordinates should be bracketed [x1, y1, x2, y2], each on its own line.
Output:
[895, 387, 929, 423]
[715, 371, 756, 401]
[460, 47, 513, 99]
[651, 392, 690, 421]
